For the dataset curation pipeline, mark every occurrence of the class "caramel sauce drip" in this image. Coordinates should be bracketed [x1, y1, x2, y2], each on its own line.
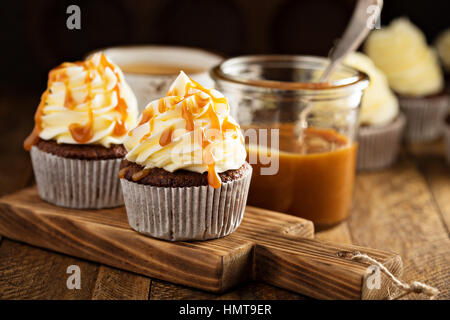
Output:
[181, 101, 195, 131]
[139, 107, 154, 126]
[24, 53, 131, 150]
[158, 98, 167, 113]
[112, 83, 129, 137]
[23, 127, 41, 151]
[159, 125, 174, 146]
[99, 54, 129, 137]
[69, 107, 94, 143]
[202, 140, 221, 189]
[207, 164, 221, 189]
[140, 117, 155, 143]
[64, 87, 75, 109]
[193, 93, 210, 109]
[222, 117, 238, 132]
[206, 104, 221, 131]
[132, 168, 150, 182]
[23, 91, 49, 151]
[118, 166, 130, 179]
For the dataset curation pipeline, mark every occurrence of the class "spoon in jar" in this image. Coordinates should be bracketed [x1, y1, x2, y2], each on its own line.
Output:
[298, 0, 383, 144]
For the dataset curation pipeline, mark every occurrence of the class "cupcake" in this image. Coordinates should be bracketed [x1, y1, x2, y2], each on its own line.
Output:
[24, 53, 138, 208]
[343, 52, 405, 170]
[365, 18, 448, 142]
[120, 71, 251, 241]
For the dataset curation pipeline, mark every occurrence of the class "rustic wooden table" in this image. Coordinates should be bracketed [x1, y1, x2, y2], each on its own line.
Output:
[0, 90, 448, 300]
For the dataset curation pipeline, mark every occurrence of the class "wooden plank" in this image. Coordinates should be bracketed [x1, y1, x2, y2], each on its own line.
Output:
[150, 220, 359, 300]
[150, 279, 304, 300]
[0, 187, 403, 299]
[0, 239, 99, 299]
[348, 156, 450, 299]
[150, 280, 217, 300]
[0, 187, 313, 293]
[91, 266, 151, 300]
[253, 238, 402, 300]
[407, 140, 450, 234]
[217, 282, 305, 300]
[316, 222, 353, 244]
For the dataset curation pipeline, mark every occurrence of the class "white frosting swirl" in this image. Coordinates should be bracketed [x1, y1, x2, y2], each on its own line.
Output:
[364, 18, 444, 97]
[30, 53, 138, 148]
[124, 72, 246, 186]
[344, 52, 399, 126]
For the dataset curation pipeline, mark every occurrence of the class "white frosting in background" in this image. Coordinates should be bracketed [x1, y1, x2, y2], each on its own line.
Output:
[38, 53, 138, 147]
[124, 72, 246, 176]
[344, 52, 399, 126]
[364, 18, 444, 97]
[435, 28, 450, 72]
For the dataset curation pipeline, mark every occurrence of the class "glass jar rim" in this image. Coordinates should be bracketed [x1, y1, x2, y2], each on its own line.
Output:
[210, 55, 369, 93]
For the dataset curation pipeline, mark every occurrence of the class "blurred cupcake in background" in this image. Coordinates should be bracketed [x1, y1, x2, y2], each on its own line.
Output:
[344, 52, 405, 170]
[435, 29, 450, 165]
[365, 18, 447, 143]
[435, 28, 450, 76]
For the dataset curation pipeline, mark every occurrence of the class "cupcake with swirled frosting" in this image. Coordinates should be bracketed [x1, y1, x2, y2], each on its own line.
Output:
[119, 71, 252, 241]
[343, 52, 405, 170]
[24, 53, 138, 208]
[365, 18, 448, 142]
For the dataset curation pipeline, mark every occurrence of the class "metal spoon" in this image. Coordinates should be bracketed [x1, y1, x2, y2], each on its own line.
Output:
[298, 0, 383, 143]
[320, 0, 383, 82]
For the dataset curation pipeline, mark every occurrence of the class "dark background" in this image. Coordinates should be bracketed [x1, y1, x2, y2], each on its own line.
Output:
[0, 0, 449, 92]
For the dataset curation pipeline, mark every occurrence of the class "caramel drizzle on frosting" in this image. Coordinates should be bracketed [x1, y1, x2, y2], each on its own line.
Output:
[24, 53, 130, 150]
[159, 125, 175, 146]
[131, 74, 240, 189]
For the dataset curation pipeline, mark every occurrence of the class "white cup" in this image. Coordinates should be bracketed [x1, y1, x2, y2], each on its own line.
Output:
[89, 45, 223, 111]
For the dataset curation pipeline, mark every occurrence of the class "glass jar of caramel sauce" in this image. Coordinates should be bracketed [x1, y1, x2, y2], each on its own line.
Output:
[211, 55, 369, 228]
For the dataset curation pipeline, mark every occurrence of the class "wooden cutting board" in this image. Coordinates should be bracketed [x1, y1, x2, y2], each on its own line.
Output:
[0, 187, 402, 299]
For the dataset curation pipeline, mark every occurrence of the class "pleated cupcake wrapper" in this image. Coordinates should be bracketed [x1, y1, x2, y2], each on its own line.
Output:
[357, 113, 406, 171]
[121, 166, 252, 241]
[30, 146, 123, 209]
[445, 125, 450, 165]
[399, 94, 449, 142]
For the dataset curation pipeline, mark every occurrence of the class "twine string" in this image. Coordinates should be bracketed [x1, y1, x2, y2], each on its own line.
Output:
[349, 251, 439, 300]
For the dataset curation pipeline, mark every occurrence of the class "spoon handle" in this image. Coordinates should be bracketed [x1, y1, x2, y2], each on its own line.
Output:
[319, 0, 383, 82]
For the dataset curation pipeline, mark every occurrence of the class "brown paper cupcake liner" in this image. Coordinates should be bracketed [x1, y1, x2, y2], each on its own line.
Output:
[399, 94, 449, 142]
[30, 146, 123, 209]
[357, 113, 406, 171]
[120, 166, 252, 241]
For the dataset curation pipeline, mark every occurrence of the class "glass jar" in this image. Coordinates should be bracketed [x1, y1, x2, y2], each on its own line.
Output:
[211, 55, 369, 228]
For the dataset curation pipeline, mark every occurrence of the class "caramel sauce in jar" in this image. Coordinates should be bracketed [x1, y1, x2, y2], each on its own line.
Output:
[245, 123, 357, 228]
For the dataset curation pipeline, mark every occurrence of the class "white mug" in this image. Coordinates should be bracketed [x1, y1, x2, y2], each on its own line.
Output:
[88, 45, 223, 111]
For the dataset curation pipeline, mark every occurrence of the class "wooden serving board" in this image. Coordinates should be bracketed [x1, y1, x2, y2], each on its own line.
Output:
[0, 187, 403, 299]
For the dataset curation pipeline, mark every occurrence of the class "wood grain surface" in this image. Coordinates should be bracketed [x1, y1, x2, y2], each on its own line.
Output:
[0, 187, 402, 299]
[0, 90, 448, 300]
